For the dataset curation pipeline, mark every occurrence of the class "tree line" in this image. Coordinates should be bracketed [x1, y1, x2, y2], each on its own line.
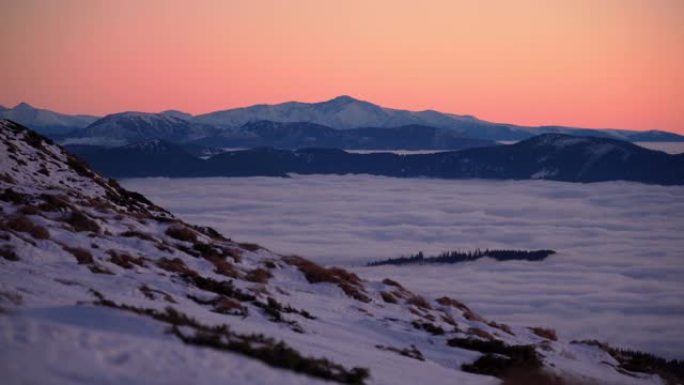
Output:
[367, 249, 556, 267]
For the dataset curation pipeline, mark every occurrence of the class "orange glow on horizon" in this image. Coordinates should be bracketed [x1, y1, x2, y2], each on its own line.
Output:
[1, 0, 683, 132]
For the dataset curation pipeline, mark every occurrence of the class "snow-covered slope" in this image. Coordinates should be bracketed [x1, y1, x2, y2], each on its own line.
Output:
[0, 119, 669, 385]
[193, 96, 519, 139]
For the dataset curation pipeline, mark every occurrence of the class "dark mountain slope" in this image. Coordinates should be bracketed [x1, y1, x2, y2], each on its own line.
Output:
[68, 139, 206, 178]
[190, 120, 494, 150]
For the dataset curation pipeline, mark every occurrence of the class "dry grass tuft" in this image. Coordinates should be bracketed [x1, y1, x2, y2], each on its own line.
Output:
[108, 250, 146, 269]
[6, 215, 50, 239]
[237, 242, 261, 252]
[65, 211, 100, 233]
[282, 256, 370, 302]
[165, 225, 197, 242]
[157, 257, 198, 276]
[63, 246, 94, 264]
[382, 278, 404, 289]
[121, 230, 156, 242]
[380, 291, 398, 304]
[406, 295, 432, 310]
[205, 255, 240, 278]
[245, 268, 272, 284]
[529, 327, 558, 341]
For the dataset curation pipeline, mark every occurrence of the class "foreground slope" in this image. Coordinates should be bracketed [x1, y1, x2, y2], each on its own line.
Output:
[0, 120, 668, 384]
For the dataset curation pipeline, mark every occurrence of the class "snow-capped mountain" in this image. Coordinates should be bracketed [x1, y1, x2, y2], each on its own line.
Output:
[192, 96, 684, 142]
[75, 111, 218, 146]
[6, 98, 684, 144]
[193, 96, 526, 140]
[0, 102, 99, 135]
[0, 119, 676, 384]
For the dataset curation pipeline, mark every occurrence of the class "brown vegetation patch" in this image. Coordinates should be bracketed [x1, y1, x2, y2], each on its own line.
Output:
[406, 295, 432, 310]
[529, 327, 558, 341]
[108, 250, 146, 269]
[238, 242, 261, 252]
[246, 268, 272, 283]
[380, 291, 398, 304]
[437, 296, 485, 322]
[411, 320, 445, 335]
[120, 230, 156, 242]
[382, 278, 405, 289]
[65, 211, 100, 233]
[38, 194, 71, 212]
[157, 257, 198, 276]
[282, 256, 370, 302]
[213, 297, 248, 316]
[6, 215, 50, 239]
[63, 246, 94, 264]
[165, 225, 197, 242]
[205, 255, 240, 278]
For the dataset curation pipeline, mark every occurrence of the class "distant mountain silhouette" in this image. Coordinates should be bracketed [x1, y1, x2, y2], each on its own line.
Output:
[0, 102, 98, 135]
[189, 120, 495, 150]
[7, 97, 684, 143]
[68, 133, 684, 185]
[68, 139, 206, 177]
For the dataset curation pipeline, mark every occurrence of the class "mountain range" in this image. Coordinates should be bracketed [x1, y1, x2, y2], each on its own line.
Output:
[1, 118, 677, 385]
[63, 127, 684, 185]
[3, 97, 683, 146]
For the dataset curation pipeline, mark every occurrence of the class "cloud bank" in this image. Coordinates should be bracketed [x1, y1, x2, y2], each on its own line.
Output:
[123, 175, 684, 358]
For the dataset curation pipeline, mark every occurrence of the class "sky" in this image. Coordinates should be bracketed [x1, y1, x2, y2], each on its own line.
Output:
[1, 0, 683, 133]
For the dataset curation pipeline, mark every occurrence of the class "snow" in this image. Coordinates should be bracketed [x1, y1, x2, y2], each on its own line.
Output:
[0, 119, 670, 384]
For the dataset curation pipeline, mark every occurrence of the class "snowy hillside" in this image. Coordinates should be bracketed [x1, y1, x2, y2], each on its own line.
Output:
[0, 119, 672, 384]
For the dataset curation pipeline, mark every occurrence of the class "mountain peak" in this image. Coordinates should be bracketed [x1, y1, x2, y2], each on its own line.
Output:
[13, 101, 35, 110]
[322, 95, 366, 106]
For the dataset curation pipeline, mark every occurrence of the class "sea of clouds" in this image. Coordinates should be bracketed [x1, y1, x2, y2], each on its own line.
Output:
[123, 175, 684, 358]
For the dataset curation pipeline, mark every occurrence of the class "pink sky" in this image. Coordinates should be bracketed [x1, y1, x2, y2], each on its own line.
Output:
[1, 0, 683, 132]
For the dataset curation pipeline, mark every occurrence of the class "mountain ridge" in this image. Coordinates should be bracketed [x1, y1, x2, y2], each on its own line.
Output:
[61, 124, 684, 185]
[4, 97, 683, 143]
